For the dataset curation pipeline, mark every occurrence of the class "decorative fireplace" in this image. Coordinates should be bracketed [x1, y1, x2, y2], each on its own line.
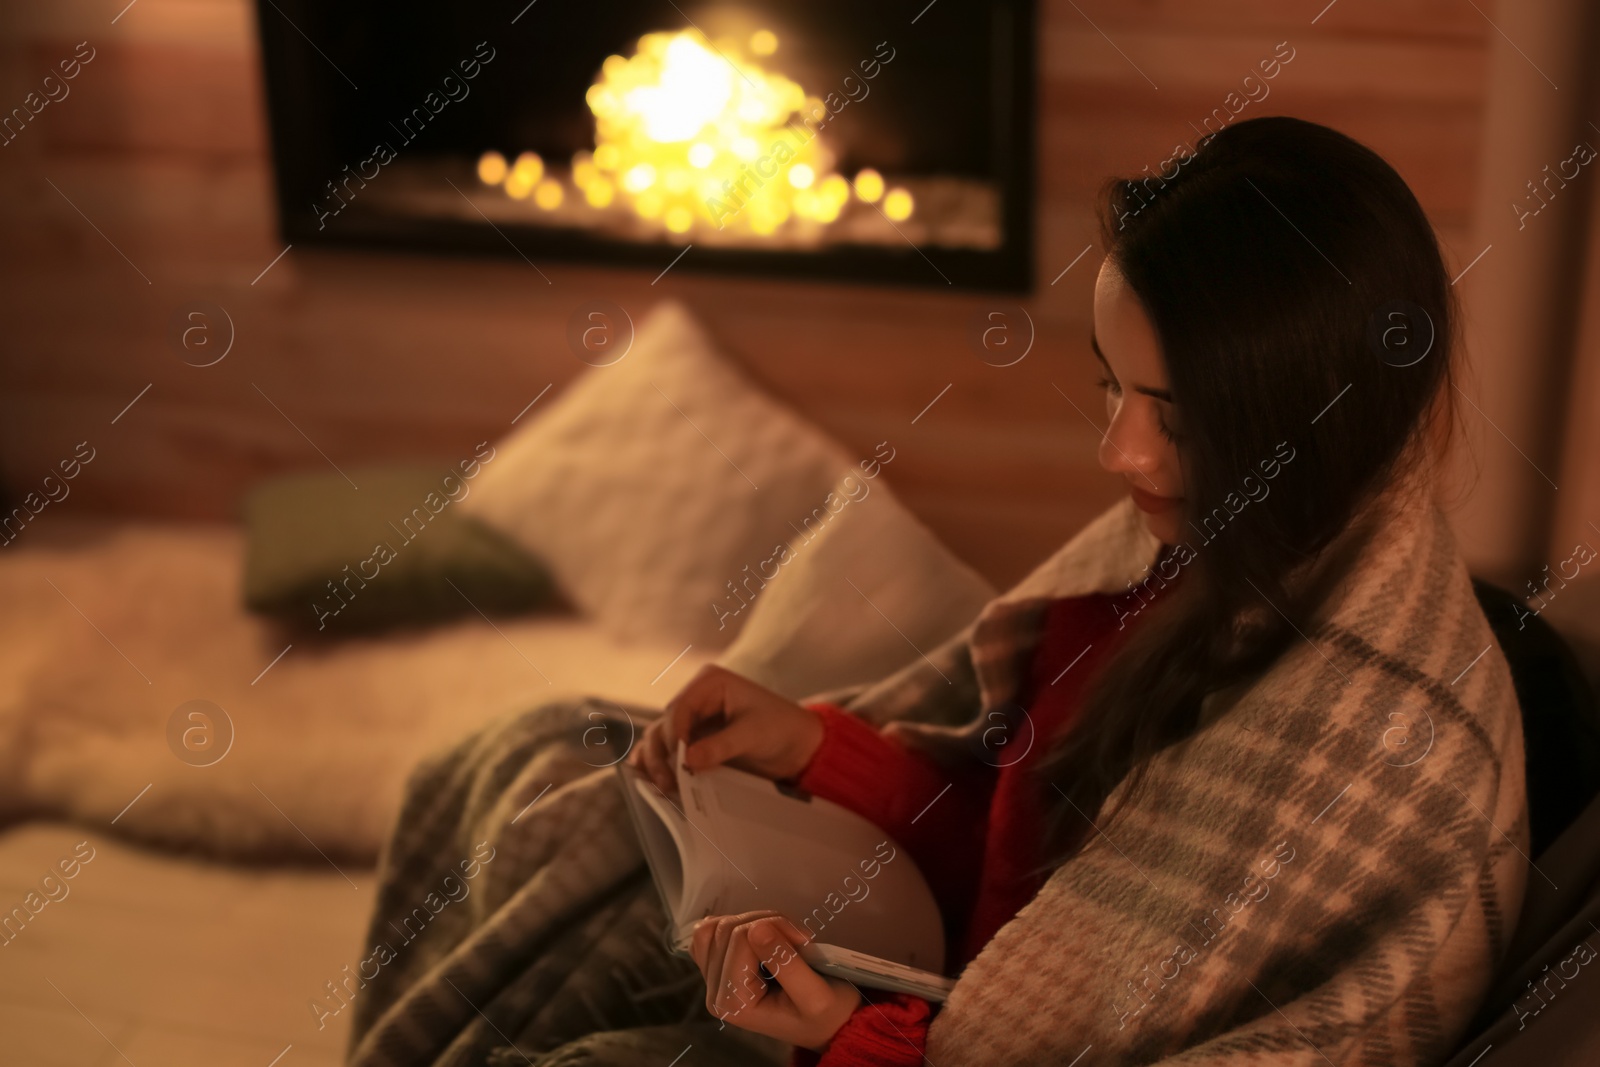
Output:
[255, 1, 1036, 291]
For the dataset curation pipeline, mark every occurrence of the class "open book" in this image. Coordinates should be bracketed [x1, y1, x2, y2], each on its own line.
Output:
[615, 745, 955, 1001]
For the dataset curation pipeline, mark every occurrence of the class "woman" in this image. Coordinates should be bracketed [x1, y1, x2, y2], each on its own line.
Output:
[630, 116, 1527, 1065]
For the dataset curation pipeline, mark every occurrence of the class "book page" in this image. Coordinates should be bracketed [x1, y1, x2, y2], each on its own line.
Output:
[627, 775, 691, 922]
[670, 746, 946, 975]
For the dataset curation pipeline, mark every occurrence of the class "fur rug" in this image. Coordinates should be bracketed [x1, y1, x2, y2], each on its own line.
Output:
[0, 520, 708, 863]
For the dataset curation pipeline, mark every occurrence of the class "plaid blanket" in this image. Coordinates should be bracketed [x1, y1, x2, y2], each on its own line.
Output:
[347, 491, 1526, 1066]
[341, 692, 787, 1066]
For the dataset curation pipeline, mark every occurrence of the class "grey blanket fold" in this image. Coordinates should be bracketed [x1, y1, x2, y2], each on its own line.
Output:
[344, 696, 785, 1067]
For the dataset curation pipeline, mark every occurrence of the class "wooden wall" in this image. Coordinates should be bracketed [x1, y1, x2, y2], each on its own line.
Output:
[0, 0, 1491, 588]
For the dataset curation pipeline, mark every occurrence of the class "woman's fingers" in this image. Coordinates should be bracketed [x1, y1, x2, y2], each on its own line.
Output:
[772, 915, 816, 948]
[633, 719, 675, 795]
[668, 666, 755, 774]
[749, 918, 835, 1017]
[693, 913, 731, 1014]
[715, 923, 770, 1018]
[694, 911, 779, 1019]
[661, 667, 819, 780]
[664, 666, 732, 753]
[682, 709, 764, 773]
[691, 913, 861, 1049]
[689, 913, 714, 972]
[645, 735, 674, 795]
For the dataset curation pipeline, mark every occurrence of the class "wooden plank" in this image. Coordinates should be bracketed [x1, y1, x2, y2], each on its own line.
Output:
[1044, 0, 1489, 42]
[1039, 27, 1485, 102]
[29, 41, 265, 159]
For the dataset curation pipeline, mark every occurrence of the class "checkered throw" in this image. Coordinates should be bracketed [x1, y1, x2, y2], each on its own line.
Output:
[347, 492, 1525, 1067]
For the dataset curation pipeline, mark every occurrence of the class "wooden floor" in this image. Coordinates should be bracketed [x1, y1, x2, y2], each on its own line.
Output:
[0, 823, 372, 1067]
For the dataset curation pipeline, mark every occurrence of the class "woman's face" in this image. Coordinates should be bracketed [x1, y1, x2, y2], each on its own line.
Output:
[1091, 257, 1186, 545]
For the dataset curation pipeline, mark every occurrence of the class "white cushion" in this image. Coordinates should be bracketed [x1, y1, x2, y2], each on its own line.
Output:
[461, 300, 853, 649]
[715, 469, 996, 701]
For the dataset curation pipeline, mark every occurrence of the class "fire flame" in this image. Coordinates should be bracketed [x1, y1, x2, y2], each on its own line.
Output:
[584, 27, 844, 234]
[477, 28, 913, 237]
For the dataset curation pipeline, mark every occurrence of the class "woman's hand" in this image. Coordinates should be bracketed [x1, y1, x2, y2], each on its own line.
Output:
[690, 911, 860, 1051]
[629, 665, 825, 795]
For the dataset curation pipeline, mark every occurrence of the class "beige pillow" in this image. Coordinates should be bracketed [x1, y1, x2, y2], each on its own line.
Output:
[461, 300, 852, 649]
[715, 469, 996, 701]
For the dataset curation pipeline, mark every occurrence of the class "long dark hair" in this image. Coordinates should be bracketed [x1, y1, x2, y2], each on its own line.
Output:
[1037, 116, 1460, 863]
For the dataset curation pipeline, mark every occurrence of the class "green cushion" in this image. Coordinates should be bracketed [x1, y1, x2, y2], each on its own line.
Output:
[242, 465, 559, 634]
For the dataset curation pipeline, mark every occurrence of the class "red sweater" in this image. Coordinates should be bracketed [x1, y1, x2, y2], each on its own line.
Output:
[790, 586, 1165, 1066]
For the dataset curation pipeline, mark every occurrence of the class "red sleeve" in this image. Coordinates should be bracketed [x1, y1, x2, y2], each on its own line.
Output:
[789, 993, 932, 1067]
[796, 703, 993, 961]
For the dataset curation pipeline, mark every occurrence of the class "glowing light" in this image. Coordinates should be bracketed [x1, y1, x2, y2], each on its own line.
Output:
[583, 27, 848, 235]
[664, 205, 694, 233]
[505, 169, 536, 199]
[623, 163, 657, 193]
[572, 152, 598, 189]
[623, 34, 733, 142]
[585, 177, 616, 208]
[884, 187, 914, 221]
[534, 179, 563, 209]
[477, 151, 508, 185]
[512, 152, 544, 184]
[854, 168, 884, 203]
[636, 189, 665, 218]
[820, 174, 849, 207]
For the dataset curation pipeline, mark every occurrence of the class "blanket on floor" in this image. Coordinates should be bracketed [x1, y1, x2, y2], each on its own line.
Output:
[347, 491, 1527, 1066]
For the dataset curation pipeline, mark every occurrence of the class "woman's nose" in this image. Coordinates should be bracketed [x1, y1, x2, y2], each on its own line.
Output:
[1097, 405, 1160, 482]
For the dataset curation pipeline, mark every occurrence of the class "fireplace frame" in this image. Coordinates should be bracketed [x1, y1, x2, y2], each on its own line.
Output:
[254, 1, 1037, 292]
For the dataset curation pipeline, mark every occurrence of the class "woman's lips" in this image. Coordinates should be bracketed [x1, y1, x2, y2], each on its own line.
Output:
[1129, 485, 1183, 514]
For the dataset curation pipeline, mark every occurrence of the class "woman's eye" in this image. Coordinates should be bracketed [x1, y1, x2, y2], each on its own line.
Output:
[1095, 375, 1122, 396]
